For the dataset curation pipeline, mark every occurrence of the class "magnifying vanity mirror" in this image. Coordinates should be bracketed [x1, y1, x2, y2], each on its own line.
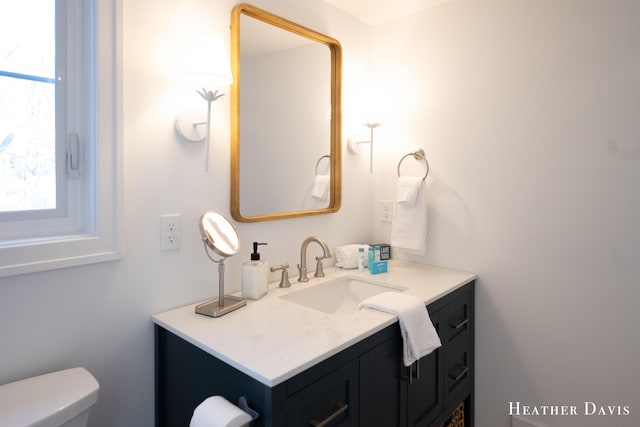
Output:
[230, 3, 342, 222]
[196, 211, 245, 317]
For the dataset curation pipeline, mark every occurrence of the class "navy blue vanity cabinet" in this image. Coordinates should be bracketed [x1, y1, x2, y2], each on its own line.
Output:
[359, 281, 474, 427]
[155, 281, 474, 427]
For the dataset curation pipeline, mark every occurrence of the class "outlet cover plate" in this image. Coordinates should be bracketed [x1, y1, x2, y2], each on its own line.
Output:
[380, 200, 392, 223]
[160, 214, 182, 250]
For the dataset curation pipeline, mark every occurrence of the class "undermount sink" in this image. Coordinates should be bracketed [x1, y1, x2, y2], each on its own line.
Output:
[280, 276, 407, 315]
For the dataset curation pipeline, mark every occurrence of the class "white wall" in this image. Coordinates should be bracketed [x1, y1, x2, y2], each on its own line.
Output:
[3, 1, 638, 426]
[0, 1, 371, 426]
[370, 0, 640, 426]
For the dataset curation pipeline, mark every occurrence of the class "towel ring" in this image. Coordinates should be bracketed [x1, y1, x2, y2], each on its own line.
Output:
[315, 154, 330, 176]
[397, 149, 429, 181]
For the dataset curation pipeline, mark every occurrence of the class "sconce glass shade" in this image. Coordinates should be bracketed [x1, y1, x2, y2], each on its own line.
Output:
[346, 84, 384, 173]
[185, 33, 233, 89]
[357, 84, 384, 127]
[176, 33, 233, 171]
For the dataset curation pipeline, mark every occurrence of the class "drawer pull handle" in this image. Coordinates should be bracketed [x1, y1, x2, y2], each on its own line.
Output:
[450, 366, 469, 381]
[450, 318, 469, 330]
[308, 401, 349, 427]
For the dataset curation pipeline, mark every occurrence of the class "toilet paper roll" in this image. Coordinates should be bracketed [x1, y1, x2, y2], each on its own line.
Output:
[190, 396, 253, 427]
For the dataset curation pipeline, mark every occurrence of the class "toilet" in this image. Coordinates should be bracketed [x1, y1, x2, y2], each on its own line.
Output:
[0, 367, 99, 427]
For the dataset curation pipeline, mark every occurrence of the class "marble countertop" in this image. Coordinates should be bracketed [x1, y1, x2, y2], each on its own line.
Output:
[152, 260, 476, 387]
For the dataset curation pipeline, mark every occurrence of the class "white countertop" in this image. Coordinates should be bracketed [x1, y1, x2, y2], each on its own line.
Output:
[152, 260, 476, 387]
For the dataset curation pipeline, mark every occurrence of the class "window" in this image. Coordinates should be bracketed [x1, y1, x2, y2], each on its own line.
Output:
[0, 0, 122, 278]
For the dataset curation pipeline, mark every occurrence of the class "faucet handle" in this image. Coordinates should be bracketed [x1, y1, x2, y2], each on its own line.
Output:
[314, 256, 328, 278]
[271, 264, 292, 288]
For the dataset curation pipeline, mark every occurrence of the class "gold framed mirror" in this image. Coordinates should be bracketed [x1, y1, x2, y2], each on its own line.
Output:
[230, 3, 342, 222]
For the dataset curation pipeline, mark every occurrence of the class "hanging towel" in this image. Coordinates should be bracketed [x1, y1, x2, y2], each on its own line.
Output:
[390, 176, 427, 254]
[312, 174, 330, 200]
[335, 244, 370, 269]
[395, 176, 422, 206]
[358, 292, 441, 366]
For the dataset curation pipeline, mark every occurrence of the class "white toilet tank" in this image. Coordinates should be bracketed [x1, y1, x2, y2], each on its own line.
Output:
[0, 367, 99, 427]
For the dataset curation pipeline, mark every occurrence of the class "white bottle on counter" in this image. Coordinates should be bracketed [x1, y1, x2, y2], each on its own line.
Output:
[358, 247, 365, 272]
[242, 242, 269, 300]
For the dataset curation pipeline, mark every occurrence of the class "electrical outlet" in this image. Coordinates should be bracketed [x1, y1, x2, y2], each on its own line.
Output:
[380, 200, 392, 223]
[160, 214, 181, 250]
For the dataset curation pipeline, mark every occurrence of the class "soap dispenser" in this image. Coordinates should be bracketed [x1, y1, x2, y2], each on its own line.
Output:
[242, 242, 269, 300]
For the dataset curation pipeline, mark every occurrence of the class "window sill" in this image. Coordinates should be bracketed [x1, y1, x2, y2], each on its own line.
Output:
[0, 234, 123, 278]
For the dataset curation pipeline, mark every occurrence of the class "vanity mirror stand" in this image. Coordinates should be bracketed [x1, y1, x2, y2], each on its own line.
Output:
[195, 211, 245, 317]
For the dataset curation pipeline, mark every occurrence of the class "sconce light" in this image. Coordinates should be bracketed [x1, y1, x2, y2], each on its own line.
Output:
[175, 34, 233, 171]
[347, 121, 382, 174]
[347, 85, 383, 173]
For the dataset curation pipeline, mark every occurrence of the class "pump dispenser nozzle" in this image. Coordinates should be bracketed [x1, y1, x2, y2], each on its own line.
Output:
[251, 242, 268, 261]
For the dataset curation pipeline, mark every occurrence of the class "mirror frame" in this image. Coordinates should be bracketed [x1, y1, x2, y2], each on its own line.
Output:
[230, 3, 342, 222]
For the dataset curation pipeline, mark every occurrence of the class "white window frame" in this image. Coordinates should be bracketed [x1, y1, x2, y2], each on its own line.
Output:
[0, 0, 123, 278]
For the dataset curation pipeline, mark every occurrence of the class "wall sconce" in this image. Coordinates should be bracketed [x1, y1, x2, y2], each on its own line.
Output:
[347, 121, 382, 173]
[175, 34, 233, 171]
[347, 85, 383, 173]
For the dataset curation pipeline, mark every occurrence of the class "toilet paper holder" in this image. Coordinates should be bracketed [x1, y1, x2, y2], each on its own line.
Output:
[238, 396, 260, 423]
[190, 395, 260, 427]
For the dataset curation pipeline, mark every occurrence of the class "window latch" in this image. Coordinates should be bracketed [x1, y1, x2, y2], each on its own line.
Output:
[67, 133, 80, 177]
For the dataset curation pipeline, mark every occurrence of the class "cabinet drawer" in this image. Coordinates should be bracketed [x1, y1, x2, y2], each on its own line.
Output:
[443, 291, 473, 406]
[286, 360, 359, 426]
[444, 328, 470, 401]
[445, 292, 471, 343]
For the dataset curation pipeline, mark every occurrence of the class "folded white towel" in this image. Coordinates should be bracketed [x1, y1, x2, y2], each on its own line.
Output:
[358, 292, 441, 366]
[312, 174, 330, 200]
[391, 177, 427, 254]
[395, 176, 422, 206]
[335, 244, 369, 269]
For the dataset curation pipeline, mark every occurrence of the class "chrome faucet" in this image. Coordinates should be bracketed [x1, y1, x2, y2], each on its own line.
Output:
[297, 236, 331, 282]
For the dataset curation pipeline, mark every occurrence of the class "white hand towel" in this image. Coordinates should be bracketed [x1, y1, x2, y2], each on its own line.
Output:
[311, 174, 330, 200]
[335, 244, 369, 269]
[190, 396, 252, 427]
[358, 292, 441, 366]
[390, 177, 427, 254]
[395, 176, 422, 206]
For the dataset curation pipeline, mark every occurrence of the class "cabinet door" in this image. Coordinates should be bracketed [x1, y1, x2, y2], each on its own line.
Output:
[286, 360, 359, 427]
[359, 334, 402, 427]
[406, 308, 443, 427]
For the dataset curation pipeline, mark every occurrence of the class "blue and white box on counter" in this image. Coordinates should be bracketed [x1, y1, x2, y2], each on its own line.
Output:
[369, 260, 388, 274]
[370, 243, 391, 260]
